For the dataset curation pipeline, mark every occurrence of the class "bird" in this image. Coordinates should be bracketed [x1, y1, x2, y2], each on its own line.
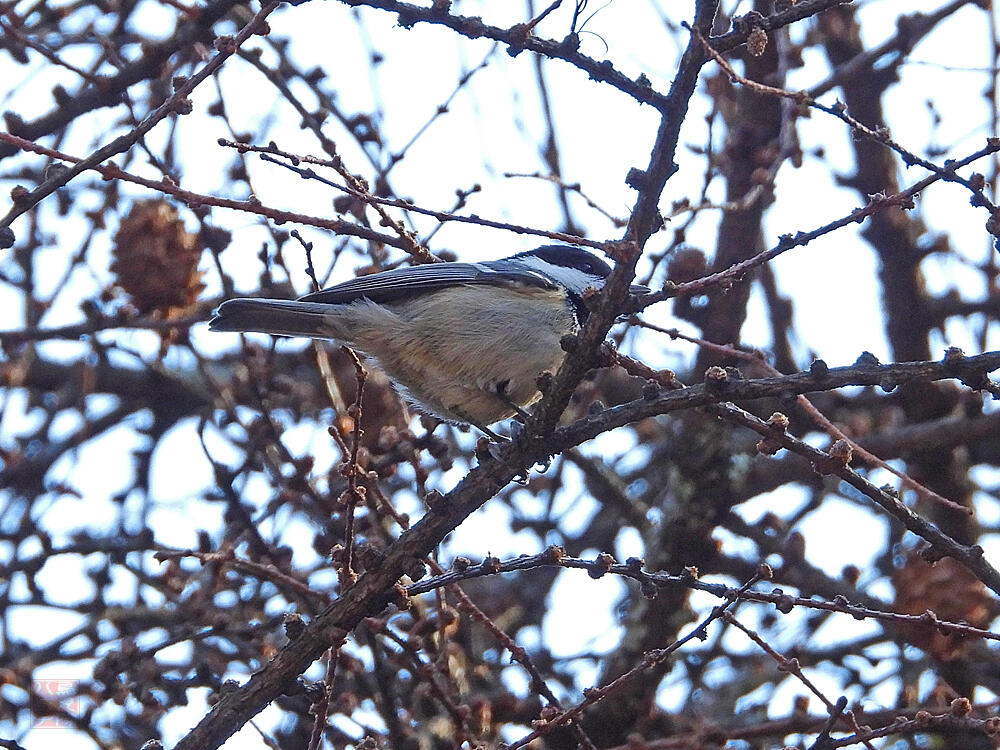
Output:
[210, 244, 648, 439]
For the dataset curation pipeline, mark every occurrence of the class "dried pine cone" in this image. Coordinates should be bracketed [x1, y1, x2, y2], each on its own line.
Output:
[893, 553, 999, 660]
[111, 200, 204, 314]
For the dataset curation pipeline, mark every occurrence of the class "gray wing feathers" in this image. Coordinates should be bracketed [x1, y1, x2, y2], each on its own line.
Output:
[211, 259, 556, 337]
[298, 261, 553, 305]
[209, 298, 338, 339]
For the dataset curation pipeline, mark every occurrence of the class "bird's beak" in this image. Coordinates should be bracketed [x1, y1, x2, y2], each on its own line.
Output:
[629, 283, 651, 296]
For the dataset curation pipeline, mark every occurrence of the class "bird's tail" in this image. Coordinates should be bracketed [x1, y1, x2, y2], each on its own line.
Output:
[210, 298, 340, 339]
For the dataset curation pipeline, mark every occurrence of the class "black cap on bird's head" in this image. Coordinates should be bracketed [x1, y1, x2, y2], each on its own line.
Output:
[515, 245, 650, 297]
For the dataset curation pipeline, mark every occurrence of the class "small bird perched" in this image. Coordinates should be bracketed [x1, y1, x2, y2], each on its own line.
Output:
[210, 244, 648, 438]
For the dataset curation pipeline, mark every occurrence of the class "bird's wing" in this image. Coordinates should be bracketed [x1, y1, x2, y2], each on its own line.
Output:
[298, 260, 556, 305]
